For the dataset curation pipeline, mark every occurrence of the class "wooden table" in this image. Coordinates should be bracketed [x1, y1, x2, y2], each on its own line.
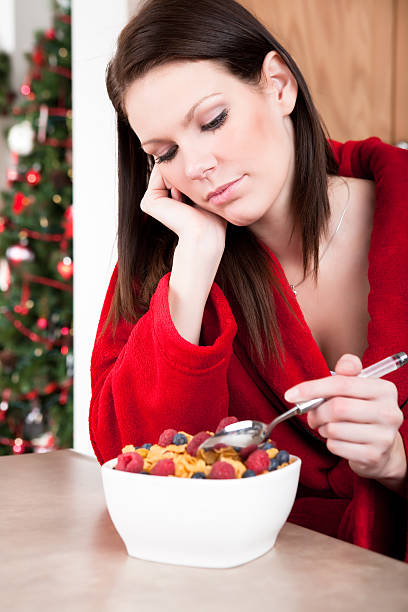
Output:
[1, 450, 408, 611]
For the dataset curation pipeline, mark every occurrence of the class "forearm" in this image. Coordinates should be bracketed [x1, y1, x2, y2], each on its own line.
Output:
[169, 238, 224, 345]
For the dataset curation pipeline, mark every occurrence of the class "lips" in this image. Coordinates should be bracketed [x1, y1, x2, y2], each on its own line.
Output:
[206, 176, 243, 201]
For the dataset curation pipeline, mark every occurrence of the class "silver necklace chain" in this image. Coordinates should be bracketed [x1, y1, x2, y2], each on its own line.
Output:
[289, 191, 350, 296]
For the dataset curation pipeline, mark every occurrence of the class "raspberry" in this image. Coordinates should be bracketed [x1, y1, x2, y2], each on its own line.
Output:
[116, 452, 143, 473]
[209, 461, 236, 479]
[125, 453, 144, 473]
[150, 458, 175, 477]
[215, 415, 238, 433]
[186, 431, 211, 456]
[245, 449, 270, 475]
[158, 428, 178, 447]
[116, 452, 134, 471]
[239, 444, 258, 460]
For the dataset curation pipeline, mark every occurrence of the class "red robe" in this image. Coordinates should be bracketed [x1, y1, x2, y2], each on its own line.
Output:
[90, 137, 408, 561]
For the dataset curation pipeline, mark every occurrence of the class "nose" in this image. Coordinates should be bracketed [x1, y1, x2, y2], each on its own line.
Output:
[184, 151, 216, 180]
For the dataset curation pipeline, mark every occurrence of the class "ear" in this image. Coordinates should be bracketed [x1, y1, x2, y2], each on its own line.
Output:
[261, 50, 298, 116]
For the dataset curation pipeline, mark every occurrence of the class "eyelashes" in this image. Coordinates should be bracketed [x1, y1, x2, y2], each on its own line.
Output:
[155, 108, 229, 164]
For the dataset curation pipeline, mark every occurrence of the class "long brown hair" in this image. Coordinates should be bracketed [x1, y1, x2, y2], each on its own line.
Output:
[104, 0, 338, 367]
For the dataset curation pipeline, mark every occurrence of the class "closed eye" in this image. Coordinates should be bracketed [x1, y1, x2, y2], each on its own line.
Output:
[155, 108, 229, 164]
[201, 107, 229, 132]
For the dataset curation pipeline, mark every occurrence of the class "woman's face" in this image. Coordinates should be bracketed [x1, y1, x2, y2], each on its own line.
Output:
[124, 58, 296, 228]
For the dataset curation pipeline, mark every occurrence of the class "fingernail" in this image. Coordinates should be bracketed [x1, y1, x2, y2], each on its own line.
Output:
[284, 387, 299, 402]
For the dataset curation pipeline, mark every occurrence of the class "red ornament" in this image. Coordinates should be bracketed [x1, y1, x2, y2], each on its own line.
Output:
[37, 317, 48, 330]
[45, 28, 56, 40]
[26, 169, 41, 185]
[33, 47, 45, 66]
[12, 192, 31, 214]
[21, 84, 31, 96]
[63, 206, 73, 239]
[57, 258, 73, 280]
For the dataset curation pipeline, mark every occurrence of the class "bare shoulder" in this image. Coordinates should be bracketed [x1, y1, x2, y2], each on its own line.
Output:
[342, 176, 376, 209]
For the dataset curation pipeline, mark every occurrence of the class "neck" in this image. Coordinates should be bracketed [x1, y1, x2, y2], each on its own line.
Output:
[250, 175, 349, 275]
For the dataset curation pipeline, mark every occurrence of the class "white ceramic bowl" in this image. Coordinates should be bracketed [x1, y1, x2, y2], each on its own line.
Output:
[101, 455, 301, 568]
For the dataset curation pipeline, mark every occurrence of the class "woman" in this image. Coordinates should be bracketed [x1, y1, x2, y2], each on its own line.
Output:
[90, 0, 408, 560]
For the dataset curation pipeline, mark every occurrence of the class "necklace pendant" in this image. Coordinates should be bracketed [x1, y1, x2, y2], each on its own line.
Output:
[290, 284, 297, 296]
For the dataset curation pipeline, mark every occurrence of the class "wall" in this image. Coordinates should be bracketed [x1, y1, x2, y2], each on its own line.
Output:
[72, 0, 142, 456]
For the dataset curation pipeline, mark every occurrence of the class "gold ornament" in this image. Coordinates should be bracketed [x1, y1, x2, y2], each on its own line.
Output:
[52, 194, 62, 204]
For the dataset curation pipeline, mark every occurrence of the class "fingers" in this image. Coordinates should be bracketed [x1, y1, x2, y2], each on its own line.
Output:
[147, 163, 169, 197]
[317, 422, 391, 445]
[334, 353, 362, 376]
[284, 374, 388, 403]
[308, 393, 402, 428]
[307, 397, 374, 428]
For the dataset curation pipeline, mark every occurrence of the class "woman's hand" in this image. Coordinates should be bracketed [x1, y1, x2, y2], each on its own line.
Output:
[284, 354, 407, 492]
[140, 163, 227, 258]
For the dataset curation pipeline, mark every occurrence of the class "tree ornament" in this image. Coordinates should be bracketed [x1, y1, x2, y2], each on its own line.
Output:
[63, 205, 73, 239]
[32, 46, 45, 66]
[37, 317, 48, 329]
[6, 244, 35, 265]
[57, 256, 73, 279]
[7, 120, 35, 156]
[0, 258, 11, 291]
[23, 401, 45, 440]
[12, 437, 25, 454]
[26, 169, 41, 185]
[12, 192, 32, 214]
[44, 28, 56, 40]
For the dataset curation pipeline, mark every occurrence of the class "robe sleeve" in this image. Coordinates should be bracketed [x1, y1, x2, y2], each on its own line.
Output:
[89, 266, 238, 464]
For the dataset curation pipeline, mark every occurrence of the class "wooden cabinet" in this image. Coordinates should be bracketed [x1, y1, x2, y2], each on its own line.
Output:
[240, 0, 408, 144]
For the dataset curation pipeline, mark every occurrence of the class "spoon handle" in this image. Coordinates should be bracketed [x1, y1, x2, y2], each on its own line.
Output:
[293, 351, 408, 416]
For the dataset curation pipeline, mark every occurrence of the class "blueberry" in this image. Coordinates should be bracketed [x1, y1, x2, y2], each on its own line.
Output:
[268, 458, 279, 471]
[141, 471, 150, 475]
[233, 446, 242, 452]
[262, 442, 275, 450]
[142, 443, 152, 449]
[276, 450, 290, 465]
[191, 472, 206, 479]
[172, 433, 188, 445]
[242, 469, 256, 478]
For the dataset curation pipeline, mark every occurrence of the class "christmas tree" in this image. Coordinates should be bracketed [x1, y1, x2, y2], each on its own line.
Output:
[0, 0, 73, 455]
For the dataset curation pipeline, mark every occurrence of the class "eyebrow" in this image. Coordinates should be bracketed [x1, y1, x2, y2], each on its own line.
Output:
[140, 92, 221, 147]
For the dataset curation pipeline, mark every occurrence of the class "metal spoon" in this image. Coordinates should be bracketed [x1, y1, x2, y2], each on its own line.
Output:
[198, 352, 408, 451]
